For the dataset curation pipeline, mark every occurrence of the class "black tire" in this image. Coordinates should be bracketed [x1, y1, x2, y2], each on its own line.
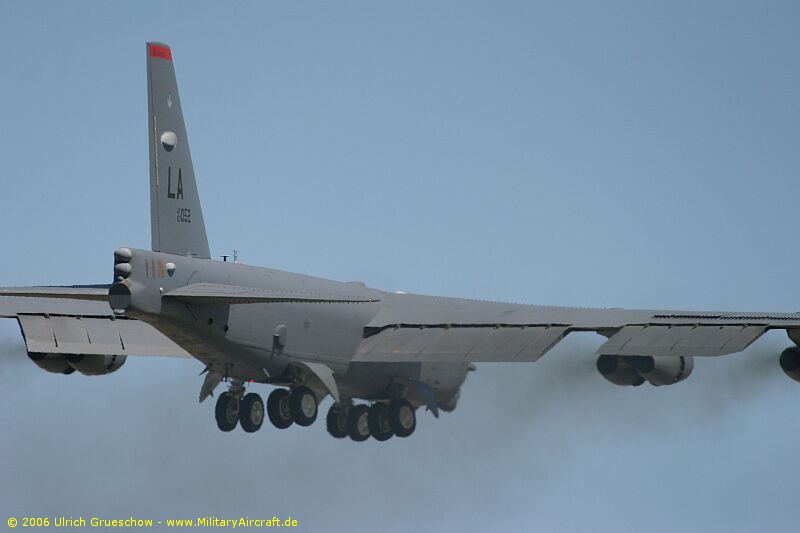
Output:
[267, 388, 293, 429]
[388, 399, 416, 437]
[326, 404, 349, 439]
[239, 393, 265, 433]
[347, 404, 371, 442]
[215, 392, 239, 432]
[289, 386, 318, 427]
[368, 403, 394, 442]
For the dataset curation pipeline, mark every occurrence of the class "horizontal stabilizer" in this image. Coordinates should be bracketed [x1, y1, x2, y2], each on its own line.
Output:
[0, 285, 110, 301]
[163, 283, 379, 305]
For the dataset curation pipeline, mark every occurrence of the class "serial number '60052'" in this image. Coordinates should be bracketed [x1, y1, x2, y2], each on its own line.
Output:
[177, 207, 191, 223]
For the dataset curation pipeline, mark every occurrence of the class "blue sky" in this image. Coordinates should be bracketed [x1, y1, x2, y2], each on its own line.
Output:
[1, 2, 799, 532]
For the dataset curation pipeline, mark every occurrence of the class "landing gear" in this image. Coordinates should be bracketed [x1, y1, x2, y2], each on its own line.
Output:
[289, 386, 318, 426]
[368, 403, 394, 441]
[330, 400, 417, 441]
[267, 388, 294, 429]
[215, 392, 240, 432]
[212, 382, 419, 440]
[389, 399, 416, 437]
[347, 404, 371, 442]
[326, 404, 349, 438]
[239, 393, 265, 433]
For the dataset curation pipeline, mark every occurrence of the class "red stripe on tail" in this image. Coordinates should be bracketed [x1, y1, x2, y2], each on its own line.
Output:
[149, 45, 172, 61]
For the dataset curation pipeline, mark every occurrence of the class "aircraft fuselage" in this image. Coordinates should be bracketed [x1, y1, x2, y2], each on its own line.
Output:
[117, 248, 467, 410]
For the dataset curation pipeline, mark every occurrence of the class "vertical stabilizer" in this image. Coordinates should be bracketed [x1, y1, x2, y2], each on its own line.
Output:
[147, 42, 210, 259]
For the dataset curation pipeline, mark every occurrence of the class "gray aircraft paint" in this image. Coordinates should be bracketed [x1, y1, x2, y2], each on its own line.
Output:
[1, 42, 800, 434]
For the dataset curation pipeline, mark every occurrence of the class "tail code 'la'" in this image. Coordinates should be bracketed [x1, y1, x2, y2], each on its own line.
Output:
[146, 42, 210, 259]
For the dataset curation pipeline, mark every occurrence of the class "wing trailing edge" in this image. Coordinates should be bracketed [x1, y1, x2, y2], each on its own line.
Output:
[0, 285, 110, 301]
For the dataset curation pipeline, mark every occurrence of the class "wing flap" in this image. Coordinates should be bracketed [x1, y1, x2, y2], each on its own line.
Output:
[164, 283, 378, 305]
[18, 315, 190, 358]
[596, 324, 767, 357]
[354, 325, 569, 362]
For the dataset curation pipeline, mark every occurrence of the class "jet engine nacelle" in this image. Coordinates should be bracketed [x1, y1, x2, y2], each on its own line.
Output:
[65, 354, 127, 376]
[779, 346, 800, 383]
[596, 355, 693, 386]
[28, 352, 76, 375]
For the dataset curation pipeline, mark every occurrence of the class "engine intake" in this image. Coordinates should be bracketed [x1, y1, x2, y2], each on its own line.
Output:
[596, 355, 645, 386]
[630, 355, 694, 386]
[780, 346, 800, 382]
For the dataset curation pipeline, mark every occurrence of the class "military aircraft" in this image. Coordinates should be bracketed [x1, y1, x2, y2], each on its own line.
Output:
[3, 43, 800, 442]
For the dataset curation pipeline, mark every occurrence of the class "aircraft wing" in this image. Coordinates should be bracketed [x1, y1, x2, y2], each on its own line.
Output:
[0, 286, 190, 358]
[353, 293, 800, 362]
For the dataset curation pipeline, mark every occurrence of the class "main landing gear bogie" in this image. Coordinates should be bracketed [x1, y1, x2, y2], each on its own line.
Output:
[324, 399, 418, 442]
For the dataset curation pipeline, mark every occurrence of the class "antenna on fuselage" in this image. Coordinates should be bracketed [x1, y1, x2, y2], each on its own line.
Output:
[220, 250, 240, 263]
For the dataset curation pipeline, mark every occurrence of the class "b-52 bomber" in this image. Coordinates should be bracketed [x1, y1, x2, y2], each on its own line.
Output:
[3, 43, 800, 442]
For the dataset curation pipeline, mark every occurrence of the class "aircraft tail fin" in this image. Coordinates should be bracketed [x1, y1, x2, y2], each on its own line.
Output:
[147, 42, 211, 259]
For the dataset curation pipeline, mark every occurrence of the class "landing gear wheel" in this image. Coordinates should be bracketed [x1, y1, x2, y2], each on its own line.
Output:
[267, 389, 294, 429]
[368, 403, 394, 441]
[239, 393, 265, 433]
[326, 404, 349, 438]
[389, 399, 416, 437]
[215, 392, 240, 432]
[347, 404, 371, 442]
[289, 386, 318, 426]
